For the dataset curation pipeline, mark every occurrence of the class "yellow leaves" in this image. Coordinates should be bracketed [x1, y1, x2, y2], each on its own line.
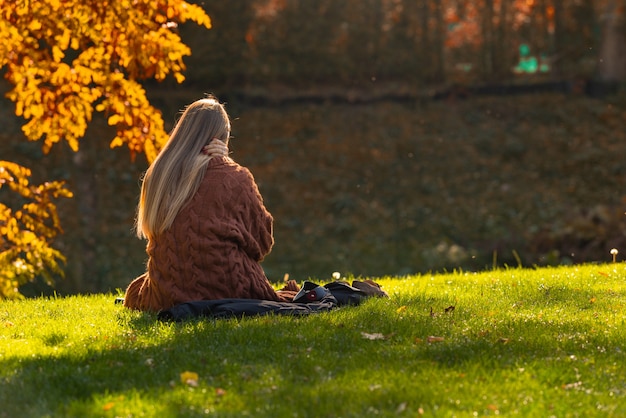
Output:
[0, 161, 72, 299]
[52, 46, 64, 63]
[102, 402, 116, 411]
[143, 136, 160, 163]
[0, 162, 32, 192]
[180, 371, 199, 386]
[486, 404, 500, 413]
[0, 0, 214, 290]
[180, 2, 212, 29]
[28, 20, 43, 31]
[166, 5, 176, 19]
[173, 72, 185, 83]
[108, 114, 123, 125]
[0, 215, 19, 243]
[48, 0, 62, 11]
[1, 0, 211, 160]
[98, 76, 167, 161]
[178, 370, 227, 396]
[8, 57, 102, 153]
[54, 28, 72, 52]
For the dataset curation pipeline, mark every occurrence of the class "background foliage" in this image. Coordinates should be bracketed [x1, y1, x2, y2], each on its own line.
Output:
[0, 0, 625, 295]
[2, 90, 625, 294]
[179, 0, 622, 89]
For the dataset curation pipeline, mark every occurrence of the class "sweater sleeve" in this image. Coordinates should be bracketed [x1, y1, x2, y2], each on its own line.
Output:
[234, 167, 274, 261]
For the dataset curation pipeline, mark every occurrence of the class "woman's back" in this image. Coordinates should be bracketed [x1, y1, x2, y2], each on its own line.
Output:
[124, 157, 283, 311]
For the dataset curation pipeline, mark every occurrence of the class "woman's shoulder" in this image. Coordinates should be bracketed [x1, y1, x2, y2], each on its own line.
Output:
[206, 157, 254, 180]
[208, 156, 245, 170]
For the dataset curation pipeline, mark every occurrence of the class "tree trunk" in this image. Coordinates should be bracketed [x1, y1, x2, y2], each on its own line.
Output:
[483, 0, 495, 77]
[536, 0, 549, 72]
[69, 137, 100, 293]
[418, 0, 431, 82]
[596, 0, 626, 82]
[496, 0, 510, 76]
[552, 0, 565, 75]
[432, 0, 445, 82]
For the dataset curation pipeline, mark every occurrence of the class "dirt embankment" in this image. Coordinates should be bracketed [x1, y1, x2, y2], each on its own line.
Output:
[2, 89, 626, 294]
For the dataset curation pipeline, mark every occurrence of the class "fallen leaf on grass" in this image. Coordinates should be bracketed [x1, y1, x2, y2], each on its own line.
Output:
[396, 305, 407, 313]
[180, 371, 199, 387]
[562, 381, 583, 390]
[396, 402, 408, 413]
[102, 402, 115, 411]
[361, 332, 386, 340]
[427, 336, 445, 343]
[361, 332, 392, 340]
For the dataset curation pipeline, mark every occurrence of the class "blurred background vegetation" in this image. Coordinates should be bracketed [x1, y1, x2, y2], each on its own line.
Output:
[1, 0, 625, 295]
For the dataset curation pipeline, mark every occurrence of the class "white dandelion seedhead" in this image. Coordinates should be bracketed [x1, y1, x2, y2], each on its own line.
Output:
[332, 271, 341, 280]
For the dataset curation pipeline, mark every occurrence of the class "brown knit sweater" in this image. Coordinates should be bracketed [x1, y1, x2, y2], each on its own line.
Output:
[124, 157, 289, 311]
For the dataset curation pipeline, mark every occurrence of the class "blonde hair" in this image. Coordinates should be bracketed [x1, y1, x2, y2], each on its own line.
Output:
[136, 97, 231, 240]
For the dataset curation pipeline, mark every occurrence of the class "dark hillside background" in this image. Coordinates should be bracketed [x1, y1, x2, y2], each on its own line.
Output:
[2, 0, 625, 295]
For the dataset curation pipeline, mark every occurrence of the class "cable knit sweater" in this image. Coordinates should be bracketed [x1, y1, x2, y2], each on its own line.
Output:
[124, 156, 287, 311]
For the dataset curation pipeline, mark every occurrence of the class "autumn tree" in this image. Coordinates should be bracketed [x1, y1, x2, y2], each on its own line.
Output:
[0, 161, 72, 299]
[0, 0, 211, 298]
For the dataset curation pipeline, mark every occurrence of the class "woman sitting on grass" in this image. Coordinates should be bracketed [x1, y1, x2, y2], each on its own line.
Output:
[123, 96, 298, 311]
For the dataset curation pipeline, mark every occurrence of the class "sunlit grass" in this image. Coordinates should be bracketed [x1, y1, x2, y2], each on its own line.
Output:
[2, 264, 626, 417]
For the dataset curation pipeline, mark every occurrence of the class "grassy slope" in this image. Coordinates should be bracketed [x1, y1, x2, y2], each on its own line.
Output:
[2, 264, 626, 417]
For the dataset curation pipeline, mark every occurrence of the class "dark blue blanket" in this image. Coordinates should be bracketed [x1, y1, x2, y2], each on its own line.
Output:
[157, 280, 384, 321]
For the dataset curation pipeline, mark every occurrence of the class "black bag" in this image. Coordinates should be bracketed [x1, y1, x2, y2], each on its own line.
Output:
[295, 280, 389, 305]
[151, 280, 387, 321]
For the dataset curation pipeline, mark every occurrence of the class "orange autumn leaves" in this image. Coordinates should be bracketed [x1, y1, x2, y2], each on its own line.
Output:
[0, 0, 211, 297]
[180, 370, 200, 387]
[179, 371, 226, 398]
[0, 161, 72, 299]
[0, 0, 211, 162]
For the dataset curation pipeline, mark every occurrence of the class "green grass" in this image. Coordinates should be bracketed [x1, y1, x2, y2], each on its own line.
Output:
[2, 264, 626, 417]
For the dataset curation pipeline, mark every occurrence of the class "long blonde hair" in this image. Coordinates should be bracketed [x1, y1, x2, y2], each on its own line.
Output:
[136, 97, 231, 240]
